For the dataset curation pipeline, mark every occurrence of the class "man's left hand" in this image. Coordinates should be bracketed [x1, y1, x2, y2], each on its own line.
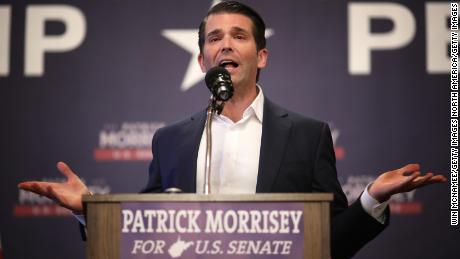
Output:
[368, 163, 447, 203]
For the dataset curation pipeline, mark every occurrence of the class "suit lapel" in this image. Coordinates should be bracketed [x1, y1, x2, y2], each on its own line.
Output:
[176, 110, 206, 193]
[175, 99, 292, 193]
[256, 98, 292, 192]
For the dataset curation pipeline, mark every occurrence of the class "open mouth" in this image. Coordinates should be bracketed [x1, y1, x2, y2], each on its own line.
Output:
[219, 60, 239, 71]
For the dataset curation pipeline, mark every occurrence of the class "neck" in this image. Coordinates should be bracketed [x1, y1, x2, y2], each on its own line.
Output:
[221, 84, 258, 122]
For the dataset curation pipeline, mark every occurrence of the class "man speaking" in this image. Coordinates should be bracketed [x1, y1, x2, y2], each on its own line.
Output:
[18, 1, 446, 258]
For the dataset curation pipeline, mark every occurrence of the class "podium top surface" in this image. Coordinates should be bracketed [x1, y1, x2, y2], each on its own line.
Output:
[82, 193, 333, 203]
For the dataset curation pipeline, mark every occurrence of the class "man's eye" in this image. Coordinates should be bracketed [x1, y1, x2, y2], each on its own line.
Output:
[234, 35, 245, 40]
[208, 37, 219, 43]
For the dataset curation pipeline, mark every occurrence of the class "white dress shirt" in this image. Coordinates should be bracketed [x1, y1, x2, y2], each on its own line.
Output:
[196, 86, 264, 194]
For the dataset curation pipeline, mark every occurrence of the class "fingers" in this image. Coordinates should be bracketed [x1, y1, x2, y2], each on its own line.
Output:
[405, 170, 421, 179]
[19, 182, 57, 202]
[32, 182, 54, 198]
[430, 174, 447, 182]
[400, 170, 421, 185]
[18, 181, 33, 190]
[423, 171, 447, 182]
[56, 161, 76, 179]
[400, 163, 420, 176]
[409, 171, 450, 190]
[18, 181, 48, 194]
[417, 173, 447, 186]
[394, 164, 447, 192]
[411, 172, 433, 185]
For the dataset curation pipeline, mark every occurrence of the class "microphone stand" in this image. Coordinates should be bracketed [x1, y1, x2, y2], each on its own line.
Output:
[203, 95, 225, 195]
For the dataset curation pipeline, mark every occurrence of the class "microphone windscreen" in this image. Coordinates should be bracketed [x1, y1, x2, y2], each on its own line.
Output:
[205, 66, 230, 89]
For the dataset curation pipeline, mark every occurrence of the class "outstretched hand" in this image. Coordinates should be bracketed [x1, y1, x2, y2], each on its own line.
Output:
[18, 162, 89, 214]
[368, 163, 447, 203]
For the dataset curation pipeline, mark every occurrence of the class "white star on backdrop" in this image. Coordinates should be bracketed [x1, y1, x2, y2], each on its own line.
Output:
[162, 0, 274, 91]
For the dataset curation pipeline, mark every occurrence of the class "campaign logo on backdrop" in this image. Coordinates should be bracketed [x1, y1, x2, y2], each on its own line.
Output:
[93, 121, 165, 162]
[329, 123, 345, 160]
[13, 178, 110, 217]
[341, 174, 422, 215]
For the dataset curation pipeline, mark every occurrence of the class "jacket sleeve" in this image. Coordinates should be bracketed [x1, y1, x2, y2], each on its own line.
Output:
[141, 129, 164, 193]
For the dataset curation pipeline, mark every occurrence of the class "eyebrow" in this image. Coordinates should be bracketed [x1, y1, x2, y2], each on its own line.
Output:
[231, 27, 249, 35]
[206, 26, 250, 38]
[206, 29, 222, 39]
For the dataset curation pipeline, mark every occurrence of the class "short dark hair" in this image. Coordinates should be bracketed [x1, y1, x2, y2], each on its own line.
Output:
[198, 1, 266, 53]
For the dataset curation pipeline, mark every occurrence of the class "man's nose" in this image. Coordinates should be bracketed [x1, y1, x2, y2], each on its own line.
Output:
[220, 35, 233, 53]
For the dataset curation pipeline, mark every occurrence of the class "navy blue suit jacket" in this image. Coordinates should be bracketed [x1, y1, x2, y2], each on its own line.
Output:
[143, 98, 388, 259]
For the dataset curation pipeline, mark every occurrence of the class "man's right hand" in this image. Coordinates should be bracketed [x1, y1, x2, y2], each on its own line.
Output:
[18, 161, 89, 214]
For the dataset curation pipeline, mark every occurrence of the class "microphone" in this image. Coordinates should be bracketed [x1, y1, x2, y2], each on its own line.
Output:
[205, 66, 234, 101]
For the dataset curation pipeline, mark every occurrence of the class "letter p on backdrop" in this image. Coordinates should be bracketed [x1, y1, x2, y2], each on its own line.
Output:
[25, 5, 86, 76]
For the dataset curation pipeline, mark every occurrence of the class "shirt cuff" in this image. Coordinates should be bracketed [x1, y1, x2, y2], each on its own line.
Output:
[73, 213, 86, 226]
[360, 182, 389, 224]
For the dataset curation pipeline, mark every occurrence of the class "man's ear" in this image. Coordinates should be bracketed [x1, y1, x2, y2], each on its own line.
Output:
[257, 48, 269, 69]
[198, 53, 206, 73]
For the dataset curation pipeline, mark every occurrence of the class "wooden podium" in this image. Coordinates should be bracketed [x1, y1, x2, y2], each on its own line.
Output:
[83, 193, 332, 259]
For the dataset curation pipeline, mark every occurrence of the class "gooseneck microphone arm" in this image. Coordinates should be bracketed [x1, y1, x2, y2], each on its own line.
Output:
[203, 98, 217, 194]
[203, 67, 234, 194]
